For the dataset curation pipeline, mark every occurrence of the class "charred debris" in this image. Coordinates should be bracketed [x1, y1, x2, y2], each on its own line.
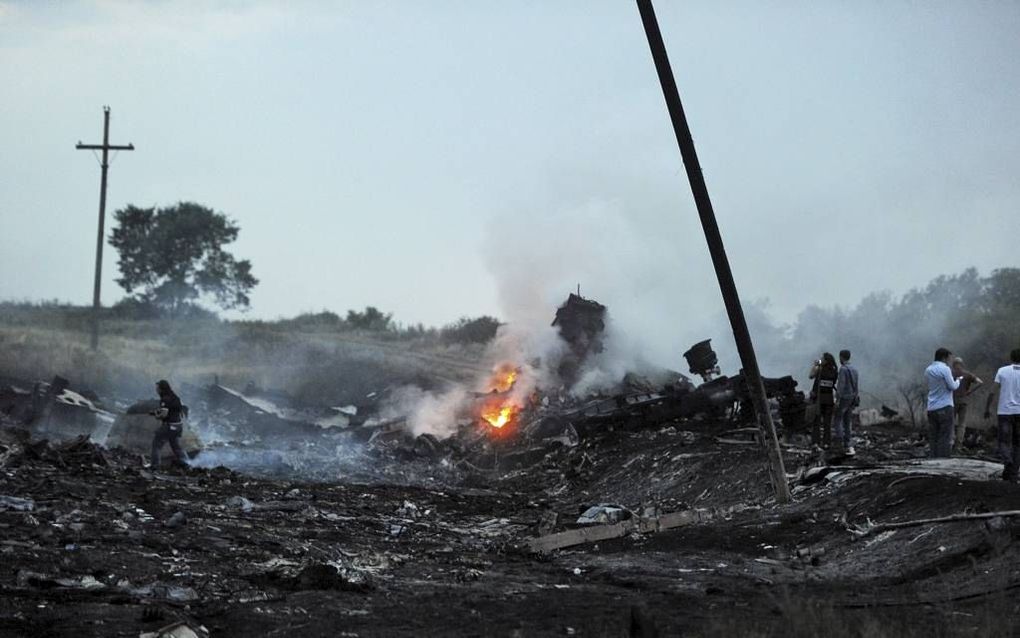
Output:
[0, 294, 825, 479]
[7, 294, 1020, 637]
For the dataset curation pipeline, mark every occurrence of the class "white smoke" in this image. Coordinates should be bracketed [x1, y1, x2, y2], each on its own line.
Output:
[376, 385, 466, 439]
[482, 198, 720, 390]
[395, 198, 731, 438]
[395, 322, 567, 439]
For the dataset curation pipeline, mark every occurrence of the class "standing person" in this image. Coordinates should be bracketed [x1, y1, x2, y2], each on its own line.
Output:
[808, 353, 839, 449]
[951, 357, 983, 453]
[833, 350, 860, 456]
[983, 349, 1020, 482]
[924, 348, 960, 458]
[151, 379, 189, 469]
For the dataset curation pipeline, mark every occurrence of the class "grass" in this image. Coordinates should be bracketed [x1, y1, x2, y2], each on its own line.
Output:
[0, 308, 486, 405]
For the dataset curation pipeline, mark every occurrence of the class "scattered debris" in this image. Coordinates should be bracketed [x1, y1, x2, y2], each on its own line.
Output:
[849, 510, 1020, 538]
[164, 511, 187, 528]
[0, 495, 35, 511]
[527, 504, 751, 554]
[576, 503, 632, 525]
[139, 621, 204, 638]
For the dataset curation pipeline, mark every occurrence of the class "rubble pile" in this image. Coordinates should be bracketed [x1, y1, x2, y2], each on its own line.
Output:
[2, 294, 1018, 635]
[2, 407, 1019, 635]
[0, 296, 849, 485]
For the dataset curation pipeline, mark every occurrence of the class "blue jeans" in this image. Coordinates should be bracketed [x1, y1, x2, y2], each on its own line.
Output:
[834, 400, 854, 448]
[997, 415, 1020, 480]
[927, 406, 954, 458]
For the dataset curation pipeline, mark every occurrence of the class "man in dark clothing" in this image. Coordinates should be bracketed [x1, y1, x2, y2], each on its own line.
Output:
[152, 379, 188, 469]
[833, 349, 860, 456]
[809, 353, 839, 449]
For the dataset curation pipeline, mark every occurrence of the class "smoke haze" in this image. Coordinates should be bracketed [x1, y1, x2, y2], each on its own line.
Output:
[3, 2, 1018, 331]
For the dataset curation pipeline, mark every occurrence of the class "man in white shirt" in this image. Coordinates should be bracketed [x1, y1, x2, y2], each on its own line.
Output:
[924, 347, 960, 458]
[984, 348, 1020, 482]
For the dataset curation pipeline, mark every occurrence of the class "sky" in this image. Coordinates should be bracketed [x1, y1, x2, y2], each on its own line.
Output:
[1, 1, 1018, 361]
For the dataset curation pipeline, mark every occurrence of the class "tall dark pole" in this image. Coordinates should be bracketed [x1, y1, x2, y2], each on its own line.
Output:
[635, 0, 791, 503]
[76, 107, 134, 350]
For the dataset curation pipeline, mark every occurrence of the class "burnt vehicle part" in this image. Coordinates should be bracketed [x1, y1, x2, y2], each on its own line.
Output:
[552, 293, 606, 386]
[683, 339, 720, 382]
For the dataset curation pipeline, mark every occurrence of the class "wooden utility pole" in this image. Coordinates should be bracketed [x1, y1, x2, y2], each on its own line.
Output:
[635, 0, 791, 503]
[76, 106, 134, 350]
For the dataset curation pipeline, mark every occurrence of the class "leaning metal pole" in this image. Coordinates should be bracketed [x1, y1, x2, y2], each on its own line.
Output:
[635, 0, 791, 503]
[90, 108, 111, 351]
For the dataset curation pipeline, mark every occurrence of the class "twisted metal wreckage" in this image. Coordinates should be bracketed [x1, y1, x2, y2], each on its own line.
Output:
[0, 293, 818, 478]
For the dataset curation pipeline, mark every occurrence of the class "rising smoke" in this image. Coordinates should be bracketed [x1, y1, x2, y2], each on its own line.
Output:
[387, 196, 1006, 437]
[395, 199, 721, 437]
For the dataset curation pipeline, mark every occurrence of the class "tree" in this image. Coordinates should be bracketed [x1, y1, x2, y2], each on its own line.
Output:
[109, 202, 257, 315]
[440, 316, 502, 344]
[345, 306, 393, 331]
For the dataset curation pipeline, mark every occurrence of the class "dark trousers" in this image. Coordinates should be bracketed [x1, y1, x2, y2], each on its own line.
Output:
[152, 424, 187, 468]
[813, 403, 834, 447]
[997, 415, 1020, 480]
[927, 406, 954, 458]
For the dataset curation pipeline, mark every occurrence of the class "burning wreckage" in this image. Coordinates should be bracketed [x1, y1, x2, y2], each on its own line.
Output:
[5, 294, 1020, 636]
[1, 294, 810, 479]
[392, 293, 812, 469]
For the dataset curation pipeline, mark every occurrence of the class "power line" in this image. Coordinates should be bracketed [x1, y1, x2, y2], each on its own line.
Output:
[75, 106, 135, 351]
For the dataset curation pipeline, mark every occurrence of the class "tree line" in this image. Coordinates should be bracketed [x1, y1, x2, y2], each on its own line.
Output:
[746, 267, 1020, 409]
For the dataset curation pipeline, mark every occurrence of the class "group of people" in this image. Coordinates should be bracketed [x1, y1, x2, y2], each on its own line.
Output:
[923, 349, 983, 457]
[806, 345, 1020, 481]
[151, 348, 1020, 482]
[808, 349, 859, 456]
[926, 347, 1020, 481]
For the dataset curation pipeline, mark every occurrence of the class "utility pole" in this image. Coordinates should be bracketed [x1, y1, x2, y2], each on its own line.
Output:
[76, 106, 134, 350]
[635, 0, 791, 503]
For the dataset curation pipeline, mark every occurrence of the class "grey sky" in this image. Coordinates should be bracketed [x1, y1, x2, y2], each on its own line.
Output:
[2, 0, 1018, 343]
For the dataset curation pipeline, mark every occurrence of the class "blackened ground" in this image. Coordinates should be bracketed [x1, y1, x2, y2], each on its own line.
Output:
[1, 418, 1018, 637]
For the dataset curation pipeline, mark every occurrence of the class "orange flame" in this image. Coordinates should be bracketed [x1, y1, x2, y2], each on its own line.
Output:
[490, 365, 518, 393]
[480, 363, 523, 429]
[482, 405, 514, 429]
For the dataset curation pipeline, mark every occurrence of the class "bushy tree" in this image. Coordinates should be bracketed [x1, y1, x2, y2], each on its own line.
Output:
[751, 266, 1020, 406]
[345, 306, 393, 331]
[441, 316, 502, 344]
[110, 202, 257, 315]
[280, 311, 344, 331]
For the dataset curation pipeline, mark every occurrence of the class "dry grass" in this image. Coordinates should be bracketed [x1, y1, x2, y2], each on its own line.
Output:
[0, 320, 487, 404]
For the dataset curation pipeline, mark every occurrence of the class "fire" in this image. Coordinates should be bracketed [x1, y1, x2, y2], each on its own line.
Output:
[482, 404, 515, 429]
[490, 365, 518, 393]
[479, 363, 523, 430]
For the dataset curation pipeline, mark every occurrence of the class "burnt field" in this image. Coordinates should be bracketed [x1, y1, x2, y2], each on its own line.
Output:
[1, 297, 1017, 636]
[2, 411, 1018, 637]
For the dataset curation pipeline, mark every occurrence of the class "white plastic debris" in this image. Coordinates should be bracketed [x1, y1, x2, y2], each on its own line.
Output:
[226, 496, 254, 512]
[139, 621, 202, 638]
[0, 495, 35, 511]
[576, 504, 630, 526]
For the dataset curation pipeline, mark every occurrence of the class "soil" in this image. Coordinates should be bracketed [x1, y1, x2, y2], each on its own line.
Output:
[2, 416, 1019, 637]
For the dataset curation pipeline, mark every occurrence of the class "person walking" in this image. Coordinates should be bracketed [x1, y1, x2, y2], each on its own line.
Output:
[151, 379, 189, 469]
[983, 349, 1020, 482]
[951, 356, 983, 453]
[833, 350, 860, 456]
[808, 353, 838, 449]
[924, 348, 960, 458]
